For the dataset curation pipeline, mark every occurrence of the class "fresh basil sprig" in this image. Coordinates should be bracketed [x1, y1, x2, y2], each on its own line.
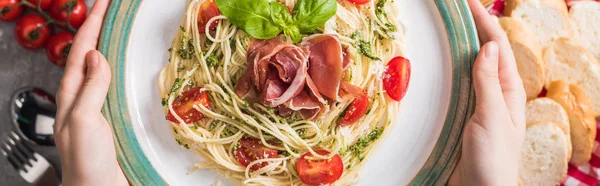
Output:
[214, 0, 336, 42]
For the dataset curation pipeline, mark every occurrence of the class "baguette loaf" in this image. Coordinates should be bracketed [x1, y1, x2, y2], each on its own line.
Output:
[544, 38, 600, 116]
[519, 122, 570, 186]
[498, 17, 545, 100]
[547, 80, 597, 165]
[569, 1, 600, 61]
[504, 0, 572, 48]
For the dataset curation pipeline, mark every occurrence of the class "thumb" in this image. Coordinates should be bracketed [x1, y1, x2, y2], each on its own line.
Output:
[72, 50, 112, 114]
[473, 41, 505, 110]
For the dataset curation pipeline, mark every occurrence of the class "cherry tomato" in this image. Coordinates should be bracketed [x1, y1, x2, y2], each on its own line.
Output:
[338, 94, 369, 126]
[0, 0, 24, 21]
[50, 0, 87, 28]
[26, 0, 53, 10]
[296, 150, 344, 185]
[383, 56, 411, 101]
[347, 0, 370, 5]
[233, 137, 278, 171]
[15, 14, 51, 50]
[197, 0, 219, 34]
[167, 87, 211, 124]
[45, 32, 74, 67]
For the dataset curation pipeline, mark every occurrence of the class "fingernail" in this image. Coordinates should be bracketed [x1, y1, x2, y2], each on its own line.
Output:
[485, 41, 498, 58]
[86, 51, 99, 68]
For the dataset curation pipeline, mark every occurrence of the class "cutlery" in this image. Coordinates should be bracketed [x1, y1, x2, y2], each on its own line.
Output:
[1, 131, 61, 186]
[11, 87, 57, 146]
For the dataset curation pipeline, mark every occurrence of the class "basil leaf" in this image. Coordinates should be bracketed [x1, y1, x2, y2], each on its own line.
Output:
[283, 26, 301, 43]
[214, 0, 284, 39]
[292, 0, 337, 33]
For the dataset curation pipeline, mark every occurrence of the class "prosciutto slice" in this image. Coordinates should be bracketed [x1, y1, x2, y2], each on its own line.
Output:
[235, 34, 364, 120]
[301, 34, 344, 101]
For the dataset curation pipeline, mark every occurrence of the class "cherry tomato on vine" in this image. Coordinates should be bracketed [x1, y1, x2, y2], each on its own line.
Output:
[383, 56, 411, 101]
[50, 0, 87, 28]
[296, 150, 344, 185]
[167, 87, 211, 124]
[0, 0, 24, 21]
[197, 0, 220, 34]
[338, 94, 369, 126]
[15, 14, 51, 50]
[347, 0, 370, 5]
[26, 0, 53, 10]
[45, 32, 74, 67]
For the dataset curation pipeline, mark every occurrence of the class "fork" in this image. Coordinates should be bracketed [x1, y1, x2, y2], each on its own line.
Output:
[1, 131, 61, 186]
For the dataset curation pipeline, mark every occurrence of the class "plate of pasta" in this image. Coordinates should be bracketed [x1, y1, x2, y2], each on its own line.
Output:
[99, 0, 478, 185]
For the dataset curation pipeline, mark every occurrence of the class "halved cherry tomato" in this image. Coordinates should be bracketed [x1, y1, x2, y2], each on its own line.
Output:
[15, 14, 51, 50]
[347, 0, 371, 5]
[338, 94, 369, 126]
[383, 56, 411, 101]
[50, 0, 87, 28]
[233, 137, 278, 171]
[26, 0, 54, 10]
[197, 0, 220, 34]
[0, 0, 24, 21]
[46, 32, 74, 67]
[296, 150, 343, 185]
[167, 87, 211, 124]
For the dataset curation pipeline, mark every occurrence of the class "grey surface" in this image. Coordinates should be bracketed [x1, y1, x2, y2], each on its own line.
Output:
[0, 22, 63, 186]
[0, 0, 95, 184]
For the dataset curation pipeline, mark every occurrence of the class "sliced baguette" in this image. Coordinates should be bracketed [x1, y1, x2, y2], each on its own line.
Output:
[526, 98, 572, 158]
[547, 80, 597, 165]
[504, 0, 572, 47]
[498, 17, 545, 100]
[569, 1, 600, 61]
[544, 38, 600, 116]
[519, 122, 570, 186]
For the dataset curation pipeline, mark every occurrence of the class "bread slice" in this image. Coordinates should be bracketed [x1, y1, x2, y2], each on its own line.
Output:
[498, 17, 545, 100]
[526, 98, 571, 158]
[504, 0, 572, 47]
[519, 122, 570, 186]
[570, 1, 600, 61]
[544, 38, 600, 116]
[547, 80, 597, 165]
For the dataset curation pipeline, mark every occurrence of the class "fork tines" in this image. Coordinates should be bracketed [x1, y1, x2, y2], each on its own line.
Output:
[1, 131, 37, 172]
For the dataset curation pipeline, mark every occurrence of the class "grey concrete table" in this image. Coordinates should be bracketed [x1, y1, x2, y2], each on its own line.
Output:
[0, 0, 94, 185]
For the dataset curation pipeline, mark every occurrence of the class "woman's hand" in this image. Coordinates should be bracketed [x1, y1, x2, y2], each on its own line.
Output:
[54, 0, 128, 185]
[449, 0, 527, 185]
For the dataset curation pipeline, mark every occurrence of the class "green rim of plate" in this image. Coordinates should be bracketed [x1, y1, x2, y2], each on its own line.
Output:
[99, 0, 479, 185]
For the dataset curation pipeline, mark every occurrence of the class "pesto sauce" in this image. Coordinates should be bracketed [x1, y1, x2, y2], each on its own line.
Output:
[348, 128, 383, 161]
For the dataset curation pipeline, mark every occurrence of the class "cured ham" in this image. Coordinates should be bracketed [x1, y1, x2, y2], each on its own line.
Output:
[235, 34, 364, 120]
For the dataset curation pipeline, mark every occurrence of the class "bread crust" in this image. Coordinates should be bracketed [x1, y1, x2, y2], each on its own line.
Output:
[547, 80, 597, 165]
[499, 17, 545, 100]
[544, 38, 600, 116]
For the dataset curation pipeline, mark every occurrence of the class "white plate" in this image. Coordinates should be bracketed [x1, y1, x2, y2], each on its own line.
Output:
[100, 0, 478, 185]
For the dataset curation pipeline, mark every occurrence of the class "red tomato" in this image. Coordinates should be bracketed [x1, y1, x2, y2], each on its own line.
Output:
[296, 150, 344, 185]
[338, 94, 369, 126]
[14, 14, 51, 50]
[197, 0, 219, 34]
[233, 137, 278, 171]
[45, 32, 74, 67]
[383, 56, 411, 101]
[26, 0, 53, 10]
[167, 87, 211, 124]
[0, 0, 24, 21]
[347, 0, 370, 5]
[50, 0, 87, 28]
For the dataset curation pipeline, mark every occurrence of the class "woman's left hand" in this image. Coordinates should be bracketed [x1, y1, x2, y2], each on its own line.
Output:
[54, 0, 128, 185]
